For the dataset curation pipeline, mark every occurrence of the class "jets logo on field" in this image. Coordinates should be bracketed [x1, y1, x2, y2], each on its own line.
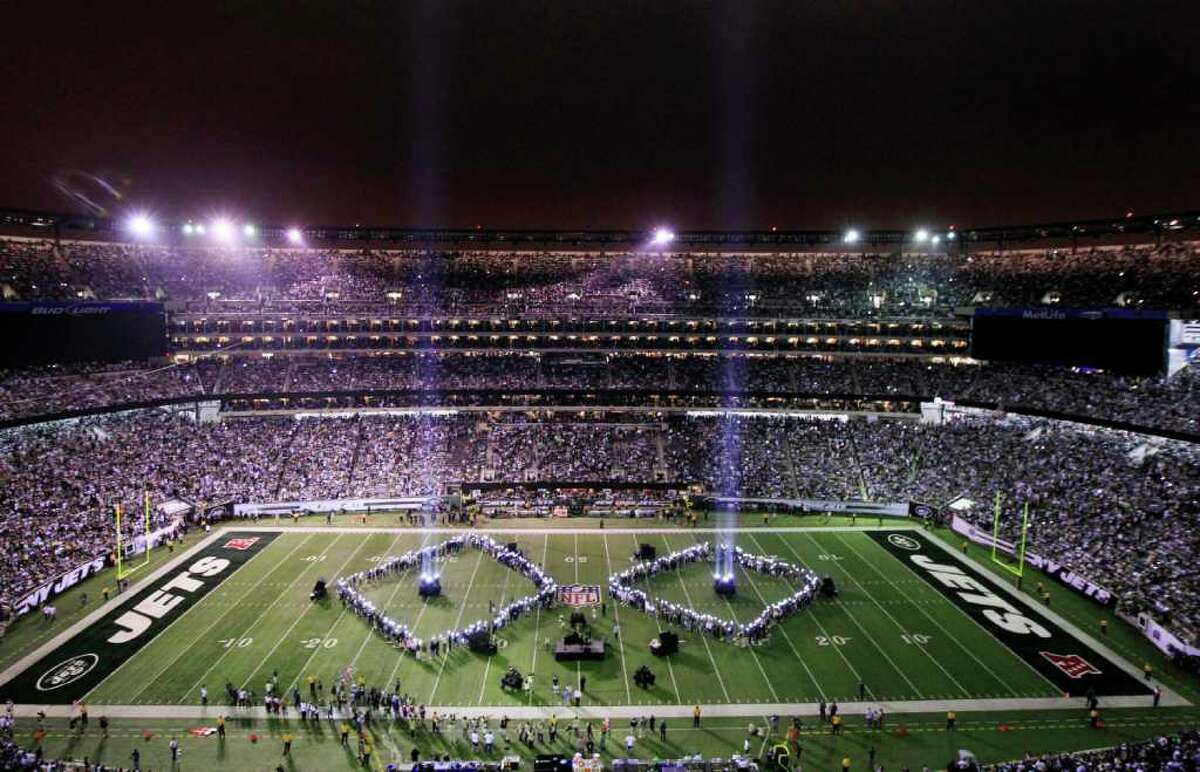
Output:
[1041, 651, 1102, 678]
[35, 654, 99, 691]
[556, 584, 601, 606]
[223, 538, 259, 551]
[887, 534, 922, 551]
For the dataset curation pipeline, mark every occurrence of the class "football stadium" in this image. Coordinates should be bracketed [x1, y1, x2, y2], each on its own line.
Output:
[1, 3, 1199, 771]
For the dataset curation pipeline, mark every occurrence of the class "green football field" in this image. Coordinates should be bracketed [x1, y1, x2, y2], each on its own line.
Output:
[9, 527, 1100, 708]
[1, 520, 1195, 770]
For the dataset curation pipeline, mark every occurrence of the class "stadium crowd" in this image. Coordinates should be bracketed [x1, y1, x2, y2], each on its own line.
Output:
[1, 354, 1197, 438]
[2, 237, 1197, 315]
[1, 409, 1197, 644]
[984, 729, 1200, 770]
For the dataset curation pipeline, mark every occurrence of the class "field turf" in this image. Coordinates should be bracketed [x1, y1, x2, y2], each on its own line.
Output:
[56, 528, 1065, 707]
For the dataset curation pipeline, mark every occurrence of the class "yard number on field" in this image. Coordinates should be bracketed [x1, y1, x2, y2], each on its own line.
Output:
[304, 555, 326, 562]
[564, 556, 588, 563]
[218, 637, 254, 648]
[815, 635, 851, 646]
[816, 554, 843, 561]
[901, 633, 932, 645]
[302, 637, 338, 650]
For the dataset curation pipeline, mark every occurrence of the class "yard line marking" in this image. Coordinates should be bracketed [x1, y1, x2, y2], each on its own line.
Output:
[798, 533, 934, 698]
[602, 533, 636, 704]
[837, 533, 1022, 698]
[345, 532, 411, 672]
[122, 534, 315, 704]
[661, 534, 731, 703]
[712, 564, 779, 703]
[427, 547, 486, 703]
[286, 533, 398, 693]
[179, 534, 346, 703]
[770, 534, 885, 697]
[744, 533, 826, 701]
[574, 532, 582, 691]
[477, 546, 514, 705]
[245, 535, 375, 691]
[527, 534, 551, 705]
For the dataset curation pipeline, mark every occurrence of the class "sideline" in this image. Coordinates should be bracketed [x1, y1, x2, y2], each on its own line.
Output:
[8, 692, 1183, 721]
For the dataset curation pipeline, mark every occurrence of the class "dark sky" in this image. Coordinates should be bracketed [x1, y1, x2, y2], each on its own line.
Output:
[1, 0, 1196, 230]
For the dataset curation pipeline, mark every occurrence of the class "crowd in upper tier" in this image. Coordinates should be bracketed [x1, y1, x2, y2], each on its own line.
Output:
[2, 354, 1196, 436]
[1, 237, 1197, 316]
[1, 410, 1197, 644]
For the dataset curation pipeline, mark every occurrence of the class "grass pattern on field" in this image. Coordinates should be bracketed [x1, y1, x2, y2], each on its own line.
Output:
[84, 530, 1059, 707]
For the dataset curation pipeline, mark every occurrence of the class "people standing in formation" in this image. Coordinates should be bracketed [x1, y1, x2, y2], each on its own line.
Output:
[335, 534, 556, 655]
[609, 542, 820, 644]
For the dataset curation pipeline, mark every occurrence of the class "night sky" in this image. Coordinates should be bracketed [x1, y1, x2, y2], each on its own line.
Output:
[1, 1, 1196, 230]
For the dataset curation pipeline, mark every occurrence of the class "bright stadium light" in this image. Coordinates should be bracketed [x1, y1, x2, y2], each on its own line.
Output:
[946, 231, 956, 240]
[286, 227, 304, 245]
[126, 213, 156, 240]
[843, 228, 860, 244]
[649, 226, 675, 247]
[914, 228, 930, 243]
[211, 218, 235, 243]
[931, 235, 941, 245]
[182, 223, 194, 236]
[243, 223, 257, 238]
[195, 223, 206, 235]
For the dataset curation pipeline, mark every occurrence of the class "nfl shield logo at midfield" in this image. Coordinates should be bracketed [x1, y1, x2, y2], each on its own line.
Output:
[557, 584, 601, 606]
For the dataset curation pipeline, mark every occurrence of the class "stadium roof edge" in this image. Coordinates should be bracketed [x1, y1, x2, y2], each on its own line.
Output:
[1, 206, 1197, 247]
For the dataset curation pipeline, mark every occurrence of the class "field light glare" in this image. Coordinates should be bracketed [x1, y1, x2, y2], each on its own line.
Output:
[650, 227, 675, 247]
[211, 219, 235, 242]
[243, 223, 257, 237]
[286, 227, 304, 245]
[126, 213, 155, 239]
[843, 228, 860, 244]
[914, 228, 930, 243]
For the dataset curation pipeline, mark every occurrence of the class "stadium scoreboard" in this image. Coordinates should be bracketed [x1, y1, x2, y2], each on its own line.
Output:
[0, 301, 166, 366]
[971, 307, 1168, 375]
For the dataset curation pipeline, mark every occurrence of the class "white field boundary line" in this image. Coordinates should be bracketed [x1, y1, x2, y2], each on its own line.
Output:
[742, 534, 826, 702]
[222, 525, 921, 536]
[766, 534, 878, 699]
[180, 534, 346, 702]
[344, 532, 408, 672]
[938, 532, 1193, 706]
[118, 534, 316, 704]
[808, 532, 971, 698]
[836, 532, 1031, 699]
[527, 534, 551, 705]
[786, 533, 927, 698]
[477, 547, 514, 705]
[0, 528, 225, 691]
[660, 534, 732, 703]
[287, 532, 407, 693]
[11, 692, 1185, 721]
[246, 536, 376, 691]
[601, 534, 636, 703]
[427, 548, 486, 703]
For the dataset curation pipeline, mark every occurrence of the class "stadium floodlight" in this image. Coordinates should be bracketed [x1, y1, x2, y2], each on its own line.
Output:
[126, 213, 156, 240]
[194, 223, 206, 235]
[931, 235, 941, 245]
[182, 223, 194, 236]
[914, 228, 930, 243]
[649, 226, 675, 247]
[947, 231, 956, 240]
[286, 227, 304, 245]
[843, 228, 860, 244]
[211, 218, 235, 243]
[243, 223, 257, 238]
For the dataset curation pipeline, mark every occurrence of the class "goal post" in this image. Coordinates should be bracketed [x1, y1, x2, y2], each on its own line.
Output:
[990, 492, 1030, 578]
[115, 492, 153, 581]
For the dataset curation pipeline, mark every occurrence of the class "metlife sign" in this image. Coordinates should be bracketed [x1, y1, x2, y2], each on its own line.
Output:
[869, 531, 1149, 697]
[0, 532, 276, 704]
